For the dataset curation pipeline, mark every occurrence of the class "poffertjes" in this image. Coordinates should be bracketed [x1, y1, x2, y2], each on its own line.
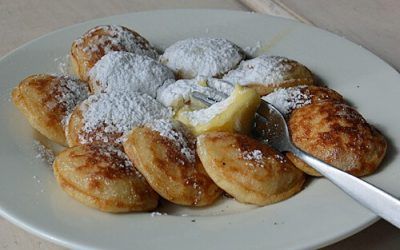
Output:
[11, 74, 89, 146]
[70, 25, 158, 82]
[223, 55, 314, 96]
[123, 119, 223, 206]
[287, 101, 387, 176]
[53, 143, 159, 212]
[197, 132, 305, 206]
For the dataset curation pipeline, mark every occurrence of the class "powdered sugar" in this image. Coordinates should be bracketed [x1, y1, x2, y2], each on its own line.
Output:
[79, 91, 172, 144]
[262, 86, 311, 116]
[180, 93, 232, 126]
[160, 37, 244, 78]
[54, 55, 72, 75]
[223, 55, 295, 86]
[150, 211, 168, 217]
[75, 25, 158, 60]
[46, 76, 89, 127]
[147, 119, 195, 163]
[93, 144, 145, 178]
[33, 140, 55, 167]
[243, 41, 262, 57]
[242, 149, 263, 161]
[156, 76, 233, 108]
[89, 51, 174, 96]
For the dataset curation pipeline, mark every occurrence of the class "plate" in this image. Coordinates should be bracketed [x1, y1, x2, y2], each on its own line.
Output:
[0, 9, 399, 250]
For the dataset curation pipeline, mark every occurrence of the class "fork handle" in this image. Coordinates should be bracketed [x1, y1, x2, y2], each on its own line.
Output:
[291, 146, 400, 228]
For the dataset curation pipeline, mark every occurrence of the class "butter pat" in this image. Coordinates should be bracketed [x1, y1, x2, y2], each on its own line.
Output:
[176, 85, 260, 135]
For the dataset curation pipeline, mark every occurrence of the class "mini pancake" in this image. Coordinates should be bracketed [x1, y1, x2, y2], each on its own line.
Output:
[66, 90, 171, 147]
[287, 102, 387, 176]
[11, 74, 89, 146]
[123, 119, 222, 206]
[70, 25, 158, 81]
[262, 85, 344, 117]
[53, 143, 159, 212]
[160, 37, 244, 79]
[197, 132, 305, 206]
[223, 55, 314, 95]
[88, 51, 174, 95]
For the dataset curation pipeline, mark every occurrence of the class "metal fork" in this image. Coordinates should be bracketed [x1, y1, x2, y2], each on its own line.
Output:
[192, 91, 400, 228]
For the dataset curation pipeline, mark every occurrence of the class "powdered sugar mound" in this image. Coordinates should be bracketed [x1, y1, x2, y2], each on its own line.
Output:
[206, 77, 235, 96]
[262, 86, 311, 116]
[223, 55, 295, 86]
[160, 37, 244, 78]
[157, 76, 233, 107]
[89, 51, 174, 95]
[75, 25, 158, 60]
[46, 76, 89, 127]
[33, 140, 55, 167]
[80, 91, 172, 144]
[180, 93, 233, 126]
[148, 119, 195, 163]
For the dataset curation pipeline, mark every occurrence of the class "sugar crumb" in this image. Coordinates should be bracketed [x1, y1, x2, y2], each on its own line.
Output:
[33, 140, 55, 167]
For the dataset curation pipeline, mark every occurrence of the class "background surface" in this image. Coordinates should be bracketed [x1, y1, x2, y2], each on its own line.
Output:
[0, 0, 398, 249]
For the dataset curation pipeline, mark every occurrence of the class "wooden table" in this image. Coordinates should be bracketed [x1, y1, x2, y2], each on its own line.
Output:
[1, 0, 398, 249]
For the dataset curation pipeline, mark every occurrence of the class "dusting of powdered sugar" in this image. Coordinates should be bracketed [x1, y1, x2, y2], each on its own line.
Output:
[147, 119, 195, 163]
[160, 37, 244, 78]
[150, 212, 168, 217]
[223, 55, 295, 86]
[243, 41, 262, 58]
[89, 51, 174, 95]
[242, 149, 263, 162]
[54, 54, 72, 75]
[79, 91, 172, 144]
[262, 86, 311, 116]
[96, 144, 133, 167]
[45, 76, 89, 127]
[238, 148, 265, 168]
[156, 76, 233, 108]
[33, 140, 55, 167]
[74, 25, 158, 60]
[180, 93, 233, 126]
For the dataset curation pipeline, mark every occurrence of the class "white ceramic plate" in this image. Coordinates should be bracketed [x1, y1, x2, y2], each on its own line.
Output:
[0, 9, 399, 250]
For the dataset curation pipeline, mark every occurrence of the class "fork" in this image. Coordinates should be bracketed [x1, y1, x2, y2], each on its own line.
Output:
[192, 91, 400, 229]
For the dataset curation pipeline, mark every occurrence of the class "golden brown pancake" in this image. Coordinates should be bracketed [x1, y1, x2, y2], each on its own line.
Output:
[223, 55, 314, 96]
[53, 143, 159, 212]
[123, 120, 222, 206]
[70, 25, 158, 82]
[262, 85, 345, 117]
[287, 101, 387, 176]
[11, 74, 88, 146]
[197, 132, 305, 206]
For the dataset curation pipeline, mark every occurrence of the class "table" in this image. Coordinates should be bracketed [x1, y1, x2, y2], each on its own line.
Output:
[1, 0, 398, 249]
